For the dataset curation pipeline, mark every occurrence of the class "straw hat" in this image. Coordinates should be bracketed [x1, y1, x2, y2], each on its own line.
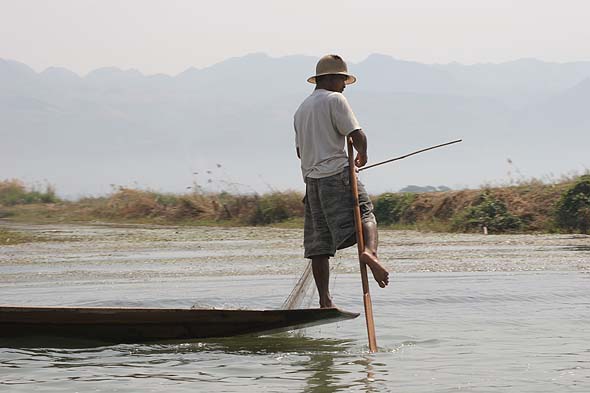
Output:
[307, 54, 357, 85]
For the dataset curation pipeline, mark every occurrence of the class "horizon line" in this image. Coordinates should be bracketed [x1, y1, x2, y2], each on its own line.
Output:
[3, 53, 590, 79]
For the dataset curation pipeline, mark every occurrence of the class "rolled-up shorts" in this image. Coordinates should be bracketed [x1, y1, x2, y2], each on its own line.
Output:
[303, 167, 376, 258]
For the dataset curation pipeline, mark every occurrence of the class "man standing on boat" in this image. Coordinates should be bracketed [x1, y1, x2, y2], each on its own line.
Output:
[294, 54, 389, 308]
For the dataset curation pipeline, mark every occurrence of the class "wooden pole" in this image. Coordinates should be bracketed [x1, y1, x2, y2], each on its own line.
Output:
[347, 137, 378, 353]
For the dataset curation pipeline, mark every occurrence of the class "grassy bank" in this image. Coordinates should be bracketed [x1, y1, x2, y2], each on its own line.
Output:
[1, 176, 589, 234]
[0, 229, 38, 245]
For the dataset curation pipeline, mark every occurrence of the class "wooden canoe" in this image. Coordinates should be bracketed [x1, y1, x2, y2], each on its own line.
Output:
[0, 306, 359, 343]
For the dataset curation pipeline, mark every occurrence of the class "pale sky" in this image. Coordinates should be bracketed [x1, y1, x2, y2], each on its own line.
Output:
[1, 0, 590, 75]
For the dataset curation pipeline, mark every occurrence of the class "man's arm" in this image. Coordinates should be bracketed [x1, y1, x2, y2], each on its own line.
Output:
[349, 129, 368, 167]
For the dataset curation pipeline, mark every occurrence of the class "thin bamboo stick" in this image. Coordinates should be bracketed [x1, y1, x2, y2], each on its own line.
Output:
[358, 139, 462, 172]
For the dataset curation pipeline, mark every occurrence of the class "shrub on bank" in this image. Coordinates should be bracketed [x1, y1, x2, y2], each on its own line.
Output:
[214, 192, 260, 222]
[2, 177, 581, 232]
[101, 188, 164, 218]
[89, 187, 304, 225]
[248, 191, 304, 225]
[0, 179, 59, 205]
[373, 193, 416, 225]
[452, 190, 522, 233]
[554, 175, 590, 233]
[94, 187, 217, 220]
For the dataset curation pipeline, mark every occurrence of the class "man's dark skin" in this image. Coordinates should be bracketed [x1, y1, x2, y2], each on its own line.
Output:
[297, 74, 390, 308]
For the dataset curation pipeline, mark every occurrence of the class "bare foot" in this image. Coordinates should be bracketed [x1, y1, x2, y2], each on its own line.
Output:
[319, 295, 335, 309]
[360, 251, 389, 288]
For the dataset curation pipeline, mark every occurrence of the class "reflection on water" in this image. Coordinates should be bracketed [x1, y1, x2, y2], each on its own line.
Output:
[203, 334, 353, 355]
[1, 334, 385, 392]
[562, 245, 590, 252]
[301, 352, 340, 393]
[299, 354, 381, 393]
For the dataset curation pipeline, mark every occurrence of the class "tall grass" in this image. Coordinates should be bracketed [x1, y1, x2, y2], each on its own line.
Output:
[1, 176, 588, 233]
[88, 187, 305, 225]
[0, 179, 60, 205]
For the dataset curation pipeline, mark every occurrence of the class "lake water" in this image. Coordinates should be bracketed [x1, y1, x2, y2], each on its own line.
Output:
[1, 223, 589, 392]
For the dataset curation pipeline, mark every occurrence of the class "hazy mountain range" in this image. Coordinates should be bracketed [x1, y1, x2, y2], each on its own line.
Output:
[1, 53, 589, 198]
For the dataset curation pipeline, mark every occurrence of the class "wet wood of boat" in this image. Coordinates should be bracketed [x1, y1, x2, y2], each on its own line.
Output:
[0, 306, 359, 343]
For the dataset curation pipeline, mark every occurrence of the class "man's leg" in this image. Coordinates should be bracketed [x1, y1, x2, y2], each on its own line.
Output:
[311, 255, 335, 308]
[361, 220, 389, 288]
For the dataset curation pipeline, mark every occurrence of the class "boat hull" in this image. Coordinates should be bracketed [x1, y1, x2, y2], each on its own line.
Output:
[0, 306, 359, 343]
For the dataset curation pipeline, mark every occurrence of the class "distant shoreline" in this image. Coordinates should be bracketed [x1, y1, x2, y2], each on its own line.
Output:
[2, 175, 589, 236]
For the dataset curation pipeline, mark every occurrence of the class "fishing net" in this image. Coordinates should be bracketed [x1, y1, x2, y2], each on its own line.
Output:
[281, 261, 316, 310]
[281, 260, 342, 309]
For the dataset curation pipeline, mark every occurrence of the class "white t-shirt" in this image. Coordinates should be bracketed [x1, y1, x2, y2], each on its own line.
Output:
[294, 89, 361, 180]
